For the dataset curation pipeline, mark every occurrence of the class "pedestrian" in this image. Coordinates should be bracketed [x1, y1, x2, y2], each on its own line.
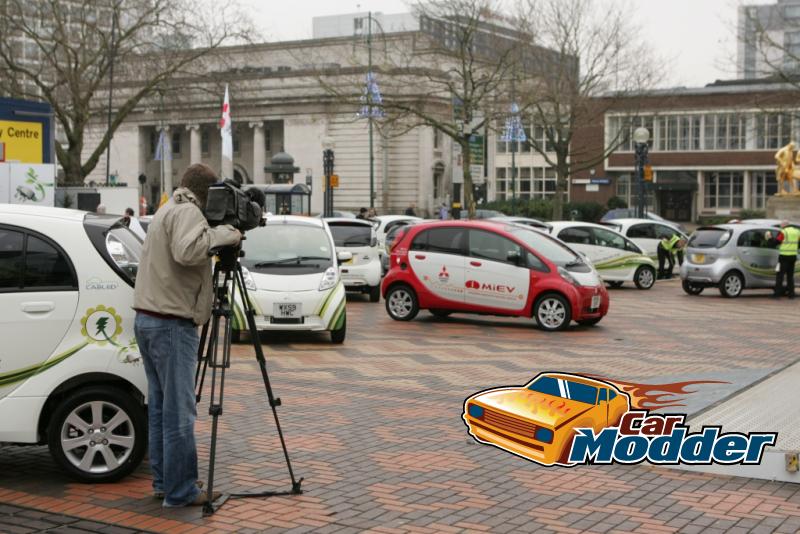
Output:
[357, 207, 368, 219]
[657, 232, 680, 279]
[405, 202, 417, 217]
[133, 163, 241, 507]
[124, 206, 147, 241]
[766, 221, 800, 299]
[368, 207, 378, 218]
[438, 202, 449, 220]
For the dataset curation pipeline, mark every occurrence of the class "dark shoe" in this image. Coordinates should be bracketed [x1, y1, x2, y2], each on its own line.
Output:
[155, 480, 203, 500]
[188, 490, 222, 506]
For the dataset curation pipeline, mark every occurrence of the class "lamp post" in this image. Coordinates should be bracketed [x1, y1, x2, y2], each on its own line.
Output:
[633, 127, 650, 219]
[322, 136, 335, 217]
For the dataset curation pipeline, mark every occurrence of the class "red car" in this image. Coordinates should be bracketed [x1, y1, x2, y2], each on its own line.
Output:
[381, 221, 609, 331]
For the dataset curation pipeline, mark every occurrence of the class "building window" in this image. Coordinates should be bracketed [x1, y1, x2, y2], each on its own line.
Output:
[756, 113, 792, 149]
[201, 129, 210, 156]
[609, 115, 654, 152]
[233, 130, 241, 156]
[171, 131, 181, 156]
[264, 128, 272, 153]
[495, 167, 506, 199]
[704, 172, 744, 209]
[433, 129, 441, 150]
[751, 171, 778, 209]
[519, 167, 531, 198]
[787, 5, 800, 18]
[496, 137, 506, 154]
[704, 114, 746, 150]
[543, 168, 557, 196]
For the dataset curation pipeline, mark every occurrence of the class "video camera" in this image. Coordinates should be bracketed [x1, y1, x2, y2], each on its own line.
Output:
[205, 179, 265, 232]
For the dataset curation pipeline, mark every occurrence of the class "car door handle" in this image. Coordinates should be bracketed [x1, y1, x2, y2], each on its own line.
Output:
[21, 301, 55, 314]
[415, 254, 426, 260]
[470, 261, 482, 267]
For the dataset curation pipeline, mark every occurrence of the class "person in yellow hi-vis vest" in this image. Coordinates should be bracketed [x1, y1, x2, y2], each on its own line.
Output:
[766, 221, 800, 299]
[657, 233, 681, 279]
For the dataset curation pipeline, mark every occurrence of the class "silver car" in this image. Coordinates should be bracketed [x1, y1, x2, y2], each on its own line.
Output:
[680, 223, 800, 298]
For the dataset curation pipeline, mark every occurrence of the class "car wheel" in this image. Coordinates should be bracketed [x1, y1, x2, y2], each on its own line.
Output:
[719, 271, 744, 298]
[633, 266, 656, 290]
[534, 294, 571, 332]
[47, 386, 146, 483]
[577, 317, 602, 327]
[331, 315, 346, 344]
[368, 285, 381, 303]
[385, 285, 419, 321]
[682, 280, 704, 295]
[607, 281, 624, 289]
[429, 309, 452, 318]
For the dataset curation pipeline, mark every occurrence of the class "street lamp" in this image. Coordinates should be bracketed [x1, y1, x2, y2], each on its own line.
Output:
[322, 136, 335, 217]
[633, 127, 650, 219]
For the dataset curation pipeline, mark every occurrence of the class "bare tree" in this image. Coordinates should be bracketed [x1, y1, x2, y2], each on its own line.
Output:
[313, 0, 526, 218]
[0, 0, 251, 184]
[517, 0, 658, 219]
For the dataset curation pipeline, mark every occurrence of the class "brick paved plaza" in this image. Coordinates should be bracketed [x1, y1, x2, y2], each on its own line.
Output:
[2, 279, 800, 533]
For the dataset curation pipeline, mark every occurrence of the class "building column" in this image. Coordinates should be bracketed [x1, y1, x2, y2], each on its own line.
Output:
[743, 170, 752, 210]
[158, 125, 173, 195]
[696, 171, 704, 217]
[250, 122, 266, 184]
[186, 124, 201, 165]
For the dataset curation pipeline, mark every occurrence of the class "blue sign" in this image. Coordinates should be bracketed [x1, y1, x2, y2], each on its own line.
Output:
[590, 178, 611, 185]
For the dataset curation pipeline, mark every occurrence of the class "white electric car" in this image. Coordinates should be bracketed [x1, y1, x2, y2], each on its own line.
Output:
[232, 216, 349, 343]
[326, 218, 383, 302]
[0, 205, 147, 482]
[600, 218, 689, 261]
[371, 215, 422, 274]
[548, 221, 657, 289]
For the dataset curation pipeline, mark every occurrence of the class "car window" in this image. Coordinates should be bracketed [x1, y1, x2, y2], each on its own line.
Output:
[468, 229, 524, 265]
[608, 390, 617, 401]
[591, 227, 629, 251]
[527, 376, 598, 405]
[508, 227, 578, 267]
[654, 224, 679, 240]
[526, 252, 549, 272]
[737, 229, 772, 249]
[242, 223, 333, 274]
[689, 228, 732, 249]
[627, 224, 655, 239]
[24, 235, 74, 288]
[558, 227, 592, 245]
[329, 223, 372, 247]
[598, 389, 607, 402]
[412, 227, 465, 255]
[0, 229, 24, 289]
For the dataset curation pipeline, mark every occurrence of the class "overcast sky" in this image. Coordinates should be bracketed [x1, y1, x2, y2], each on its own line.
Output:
[241, 0, 774, 88]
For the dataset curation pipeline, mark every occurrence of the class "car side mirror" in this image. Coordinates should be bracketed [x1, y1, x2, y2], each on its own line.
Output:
[507, 250, 521, 264]
[371, 236, 378, 248]
[337, 251, 353, 262]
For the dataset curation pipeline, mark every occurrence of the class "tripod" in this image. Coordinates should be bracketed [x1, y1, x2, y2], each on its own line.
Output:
[194, 246, 303, 516]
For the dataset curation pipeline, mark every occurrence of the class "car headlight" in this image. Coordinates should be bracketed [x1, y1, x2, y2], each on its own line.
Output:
[558, 266, 580, 286]
[319, 266, 338, 291]
[534, 427, 554, 444]
[241, 266, 257, 291]
[468, 403, 484, 419]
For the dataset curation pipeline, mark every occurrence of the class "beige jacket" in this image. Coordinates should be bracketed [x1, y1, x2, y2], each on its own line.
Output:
[134, 188, 240, 325]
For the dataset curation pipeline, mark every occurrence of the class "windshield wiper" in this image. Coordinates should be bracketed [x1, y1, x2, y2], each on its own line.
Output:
[254, 256, 330, 267]
[565, 259, 584, 268]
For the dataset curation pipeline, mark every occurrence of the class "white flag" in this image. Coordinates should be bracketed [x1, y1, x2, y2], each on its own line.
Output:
[220, 84, 233, 179]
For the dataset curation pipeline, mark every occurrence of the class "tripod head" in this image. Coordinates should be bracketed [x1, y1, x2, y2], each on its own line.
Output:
[209, 244, 243, 272]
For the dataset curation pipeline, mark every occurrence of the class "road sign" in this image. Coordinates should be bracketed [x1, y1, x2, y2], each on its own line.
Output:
[590, 178, 610, 185]
[330, 174, 339, 188]
[643, 165, 653, 182]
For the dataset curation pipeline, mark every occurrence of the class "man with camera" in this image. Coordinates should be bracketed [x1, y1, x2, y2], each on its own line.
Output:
[134, 163, 241, 507]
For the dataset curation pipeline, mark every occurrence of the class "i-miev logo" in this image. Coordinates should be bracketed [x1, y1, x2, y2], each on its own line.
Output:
[462, 372, 776, 467]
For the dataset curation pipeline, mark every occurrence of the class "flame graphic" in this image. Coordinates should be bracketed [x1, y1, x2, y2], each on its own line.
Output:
[592, 376, 728, 411]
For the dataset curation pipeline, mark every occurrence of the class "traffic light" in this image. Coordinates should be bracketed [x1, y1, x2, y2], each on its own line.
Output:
[643, 165, 653, 182]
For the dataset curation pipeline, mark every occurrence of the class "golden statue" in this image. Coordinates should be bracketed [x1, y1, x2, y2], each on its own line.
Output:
[775, 141, 800, 195]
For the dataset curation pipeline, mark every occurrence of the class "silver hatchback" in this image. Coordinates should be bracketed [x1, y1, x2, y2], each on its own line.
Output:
[680, 224, 800, 298]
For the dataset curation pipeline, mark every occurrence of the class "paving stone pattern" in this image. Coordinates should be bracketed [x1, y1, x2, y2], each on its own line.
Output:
[2, 280, 800, 533]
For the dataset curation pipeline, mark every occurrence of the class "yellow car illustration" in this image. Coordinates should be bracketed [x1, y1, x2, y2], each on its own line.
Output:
[463, 372, 630, 465]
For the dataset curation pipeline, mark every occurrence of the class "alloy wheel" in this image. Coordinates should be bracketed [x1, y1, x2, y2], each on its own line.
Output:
[388, 289, 414, 319]
[537, 297, 567, 329]
[60, 400, 135, 475]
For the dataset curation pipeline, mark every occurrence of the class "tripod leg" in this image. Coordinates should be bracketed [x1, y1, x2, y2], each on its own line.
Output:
[235, 267, 303, 494]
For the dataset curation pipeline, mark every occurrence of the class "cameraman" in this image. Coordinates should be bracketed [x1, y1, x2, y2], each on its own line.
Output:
[133, 164, 241, 507]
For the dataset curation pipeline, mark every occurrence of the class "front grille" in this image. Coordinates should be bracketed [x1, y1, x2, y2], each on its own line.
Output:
[483, 408, 537, 437]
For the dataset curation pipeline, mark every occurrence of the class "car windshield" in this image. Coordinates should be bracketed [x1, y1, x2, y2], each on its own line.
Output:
[329, 223, 372, 247]
[508, 227, 581, 267]
[689, 228, 732, 249]
[527, 376, 598, 405]
[241, 223, 332, 274]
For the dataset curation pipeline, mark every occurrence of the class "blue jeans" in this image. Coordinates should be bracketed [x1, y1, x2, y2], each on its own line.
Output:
[134, 313, 201, 506]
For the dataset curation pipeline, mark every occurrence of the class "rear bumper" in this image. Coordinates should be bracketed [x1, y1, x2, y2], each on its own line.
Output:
[340, 262, 382, 288]
[572, 286, 609, 320]
[680, 262, 724, 284]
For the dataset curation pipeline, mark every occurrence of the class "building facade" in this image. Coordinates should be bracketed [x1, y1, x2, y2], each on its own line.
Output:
[570, 80, 797, 221]
[738, 0, 800, 79]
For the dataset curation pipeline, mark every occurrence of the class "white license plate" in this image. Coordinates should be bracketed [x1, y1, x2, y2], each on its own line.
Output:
[274, 303, 301, 318]
[590, 295, 601, 309]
